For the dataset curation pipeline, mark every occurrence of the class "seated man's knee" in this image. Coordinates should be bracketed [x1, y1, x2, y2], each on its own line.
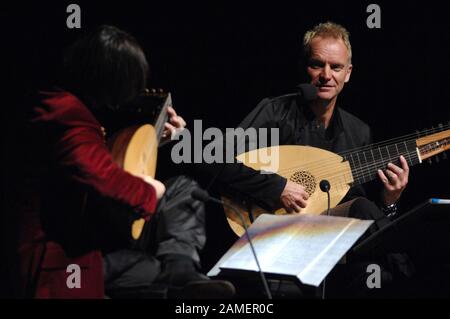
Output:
[164, 175, 199, 192]
[349, 198, 380, 220]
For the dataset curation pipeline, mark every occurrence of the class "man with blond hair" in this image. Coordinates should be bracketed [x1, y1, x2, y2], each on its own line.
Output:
[202, 22, 414, 296]
[212, 22, 409, 221]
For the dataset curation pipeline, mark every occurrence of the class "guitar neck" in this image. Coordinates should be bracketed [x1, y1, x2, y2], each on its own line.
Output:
[154, 93, 172, 142]
[343, 140, 420, 186]
[342, 126, 450, 186]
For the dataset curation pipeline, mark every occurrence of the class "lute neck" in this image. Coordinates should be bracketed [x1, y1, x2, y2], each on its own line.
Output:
[341, 125, 449, 186]
[154, 93, 172, 143]
[342, 140, 420, 186]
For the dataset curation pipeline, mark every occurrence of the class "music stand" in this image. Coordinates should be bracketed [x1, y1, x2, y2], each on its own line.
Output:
[208, 214, 373, 288]
[352, 198, 450, 257]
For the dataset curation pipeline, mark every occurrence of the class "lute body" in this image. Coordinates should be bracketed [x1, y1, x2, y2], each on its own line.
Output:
[223, 127, 450, 236]
[108, 91, 171, 240]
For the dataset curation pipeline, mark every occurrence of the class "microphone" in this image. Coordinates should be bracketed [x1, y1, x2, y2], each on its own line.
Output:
[319, 180, 331, 217]
[191, 189, 273, 299]
[319, 179, 331, 299]
[319, 180, 330, 193]
[296, 83, 318, 102]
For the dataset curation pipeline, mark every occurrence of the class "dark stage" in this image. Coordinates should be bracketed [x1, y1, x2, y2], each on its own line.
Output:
[2, 0, 450, 302]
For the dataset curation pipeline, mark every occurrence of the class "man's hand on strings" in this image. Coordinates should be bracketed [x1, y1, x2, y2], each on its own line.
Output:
[161, 106, 186, 143]
[377, 155, 409, 205]
[280, 180, 309, 213]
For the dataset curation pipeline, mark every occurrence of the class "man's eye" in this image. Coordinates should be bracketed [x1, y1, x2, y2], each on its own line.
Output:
[309, 63, 322, 69]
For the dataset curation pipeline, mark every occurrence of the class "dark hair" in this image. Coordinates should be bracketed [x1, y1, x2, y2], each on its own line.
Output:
[63, 25, 148, 109]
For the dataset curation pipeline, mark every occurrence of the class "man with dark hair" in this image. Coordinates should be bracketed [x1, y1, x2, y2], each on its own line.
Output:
[62, 25, 150, 110]
[7, 25, 234, 299]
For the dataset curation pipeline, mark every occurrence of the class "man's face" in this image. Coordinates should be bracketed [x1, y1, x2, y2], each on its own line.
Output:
[306, 36, 352, 102]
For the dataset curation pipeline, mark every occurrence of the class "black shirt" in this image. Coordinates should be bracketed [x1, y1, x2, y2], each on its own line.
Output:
[202, 93, 372, 211]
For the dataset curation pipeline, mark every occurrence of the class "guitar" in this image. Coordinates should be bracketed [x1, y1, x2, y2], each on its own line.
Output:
[108, 89, 172, 240]
[222, 125, 450, 236]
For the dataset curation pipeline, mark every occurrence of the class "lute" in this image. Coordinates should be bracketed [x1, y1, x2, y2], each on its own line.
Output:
[222, 125, 450, 236]
[108, 89, 172, 240]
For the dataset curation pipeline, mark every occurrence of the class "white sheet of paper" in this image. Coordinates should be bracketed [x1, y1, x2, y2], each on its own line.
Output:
[208, 214, 373, 287]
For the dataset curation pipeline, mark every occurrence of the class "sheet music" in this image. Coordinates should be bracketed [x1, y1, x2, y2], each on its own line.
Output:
[208, 214, 372, 287]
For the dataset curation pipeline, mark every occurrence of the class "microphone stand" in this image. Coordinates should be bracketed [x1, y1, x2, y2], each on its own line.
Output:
[223, 201, 273, 299]
[192, 190, 272, 299]
[319, 180, 331, 300]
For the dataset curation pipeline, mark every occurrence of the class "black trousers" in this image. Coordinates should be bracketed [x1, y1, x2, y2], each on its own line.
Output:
[103, 176, 206, 297]
[326, 197, 416, 297]
[348, 197, 390, 232]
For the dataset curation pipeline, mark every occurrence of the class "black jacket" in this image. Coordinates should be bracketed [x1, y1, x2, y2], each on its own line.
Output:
[200, 93, 372, 211]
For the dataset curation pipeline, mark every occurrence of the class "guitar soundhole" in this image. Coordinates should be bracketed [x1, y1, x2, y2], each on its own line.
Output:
[290, 171, 316, 196]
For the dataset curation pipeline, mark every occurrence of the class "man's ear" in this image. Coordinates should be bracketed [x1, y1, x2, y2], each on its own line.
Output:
[345, 64, 353, 83]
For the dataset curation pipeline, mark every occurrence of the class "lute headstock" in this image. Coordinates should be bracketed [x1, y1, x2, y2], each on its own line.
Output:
[416, 123, 450, 163]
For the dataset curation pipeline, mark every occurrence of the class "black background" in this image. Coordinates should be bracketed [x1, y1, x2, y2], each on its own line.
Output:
[5, 0, 449, 193]
[2, 0, 450, 298]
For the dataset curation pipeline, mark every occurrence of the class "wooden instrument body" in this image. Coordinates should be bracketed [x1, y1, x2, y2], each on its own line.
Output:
[108, 124, 158, 240]
[107, 91, 171, 240]
[222, 126, 450, 237]
[109, 124, 158, 177]
[222, 145, 354, 236]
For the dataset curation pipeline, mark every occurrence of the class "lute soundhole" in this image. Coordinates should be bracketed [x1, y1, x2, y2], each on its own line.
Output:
[289, 171, 316, 196]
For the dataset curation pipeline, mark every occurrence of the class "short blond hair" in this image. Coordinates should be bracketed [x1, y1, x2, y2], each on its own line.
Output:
[303, 22, 352, 63]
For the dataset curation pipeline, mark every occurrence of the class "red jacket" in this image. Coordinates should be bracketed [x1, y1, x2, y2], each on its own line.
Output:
[12, 90, 157, 298]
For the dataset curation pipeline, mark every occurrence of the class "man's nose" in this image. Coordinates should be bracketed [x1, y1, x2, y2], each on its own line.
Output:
[320, 65, 332, 82]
